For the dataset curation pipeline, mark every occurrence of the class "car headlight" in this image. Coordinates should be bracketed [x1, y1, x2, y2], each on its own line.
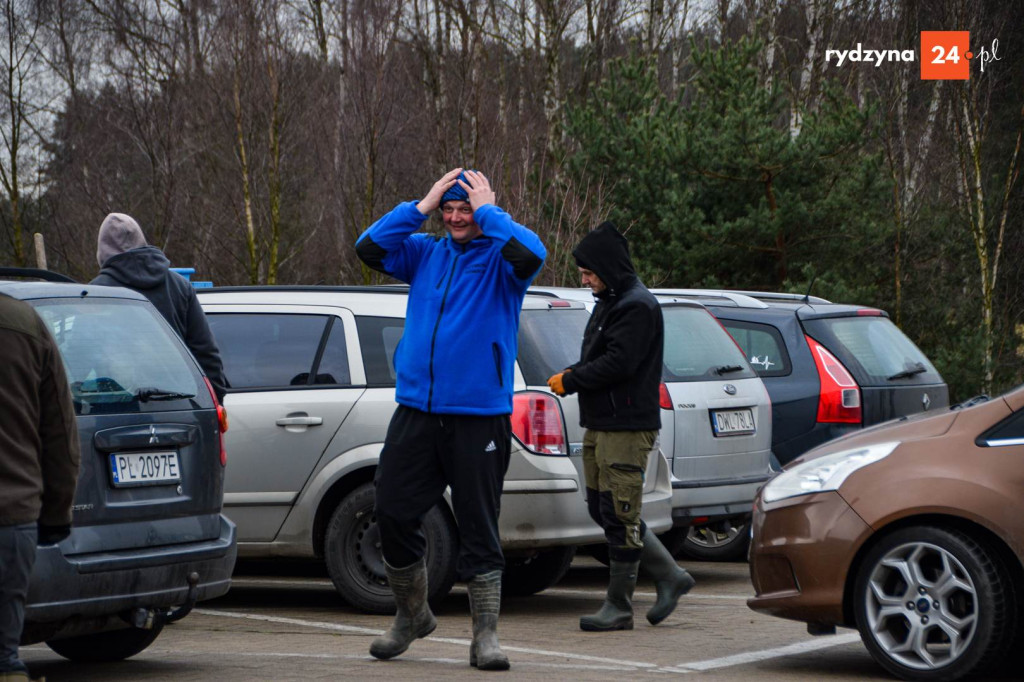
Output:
[762, 442, 900, 503]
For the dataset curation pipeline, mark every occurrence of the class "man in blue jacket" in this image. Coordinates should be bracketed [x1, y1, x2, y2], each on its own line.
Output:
[355, 168, 546, 671]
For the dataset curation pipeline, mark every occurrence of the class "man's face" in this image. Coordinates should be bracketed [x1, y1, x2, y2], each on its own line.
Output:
[579, 267, 606, 293]
[442, 201, 482, 243]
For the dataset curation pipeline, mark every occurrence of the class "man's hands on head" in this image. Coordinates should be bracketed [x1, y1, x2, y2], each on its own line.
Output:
[417, 168, 463, 215]
[458, 170, 496, 212]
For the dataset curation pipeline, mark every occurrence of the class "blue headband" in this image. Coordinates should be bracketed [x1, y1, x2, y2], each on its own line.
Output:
[440, 171, 474, 205]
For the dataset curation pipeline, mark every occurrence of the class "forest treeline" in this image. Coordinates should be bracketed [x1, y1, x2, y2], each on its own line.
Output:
[1, 0, 1021, 400]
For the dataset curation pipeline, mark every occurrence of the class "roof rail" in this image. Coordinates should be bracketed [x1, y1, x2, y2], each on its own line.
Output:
[729, 290, 832, 305]
[651, 288, 770, 309]
[0, 267, 77, 283]
[200, 284, 411, 294]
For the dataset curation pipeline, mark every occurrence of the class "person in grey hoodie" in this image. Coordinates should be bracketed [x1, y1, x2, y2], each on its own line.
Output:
[90, 213, 227, 401]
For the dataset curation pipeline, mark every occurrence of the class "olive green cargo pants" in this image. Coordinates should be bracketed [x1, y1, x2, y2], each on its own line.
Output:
[582, 429, 657, 562]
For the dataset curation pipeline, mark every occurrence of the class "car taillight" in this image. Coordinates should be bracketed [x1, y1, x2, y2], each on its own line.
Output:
[805, 335, 861, 424]
[659, 382, 672, 410]
[203, 377, 228, 466]
[511, 391, 567, 455]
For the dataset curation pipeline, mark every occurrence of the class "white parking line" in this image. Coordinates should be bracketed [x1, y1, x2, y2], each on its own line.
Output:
[195, 609, 660, 669]
[194, 608, 859, 675]
[666, 633, 862, 673]
[542, 587, 749, 601]
[228, 578, 749, 601]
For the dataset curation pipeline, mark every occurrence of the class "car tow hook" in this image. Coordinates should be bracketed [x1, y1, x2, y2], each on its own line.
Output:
[164, 571, 201, 624]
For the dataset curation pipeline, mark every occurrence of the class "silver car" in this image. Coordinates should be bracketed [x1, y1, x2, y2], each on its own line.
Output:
[529, 287, 773, 561]
[198, 286, 673, 613]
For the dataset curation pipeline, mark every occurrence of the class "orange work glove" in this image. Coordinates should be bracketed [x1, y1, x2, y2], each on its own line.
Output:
[547, 370, 570, 396]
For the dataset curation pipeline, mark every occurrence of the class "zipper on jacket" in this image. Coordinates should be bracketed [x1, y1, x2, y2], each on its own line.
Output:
[428, 252, 462, 412]
[492, 343, 503, 387]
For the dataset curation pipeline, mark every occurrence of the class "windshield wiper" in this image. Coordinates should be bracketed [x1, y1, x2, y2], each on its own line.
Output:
[134, 388, 196, 402]
[887, 363, 927, 381]
[715, 365, 745, 375]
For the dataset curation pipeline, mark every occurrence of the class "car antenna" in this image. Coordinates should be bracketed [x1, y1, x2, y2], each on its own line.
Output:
[802, 276, 818, 304]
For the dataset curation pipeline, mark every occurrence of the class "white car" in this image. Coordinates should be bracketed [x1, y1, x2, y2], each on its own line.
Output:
[199, 285, 673, 613]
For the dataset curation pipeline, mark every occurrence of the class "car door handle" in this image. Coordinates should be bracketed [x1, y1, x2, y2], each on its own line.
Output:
[276, 416, 323, 427]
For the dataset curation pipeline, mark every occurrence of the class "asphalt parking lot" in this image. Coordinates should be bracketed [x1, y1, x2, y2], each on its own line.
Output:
[21, 554, 915, 682]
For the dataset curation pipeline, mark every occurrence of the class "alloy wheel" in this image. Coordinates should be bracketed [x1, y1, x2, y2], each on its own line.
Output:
[863, 541, 978, 670]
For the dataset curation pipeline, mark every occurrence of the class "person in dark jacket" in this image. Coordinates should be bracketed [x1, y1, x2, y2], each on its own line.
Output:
[355, 168, 546, 670]
[547, 222, 694, 632]
[0, 293, 80, 680]
[90, 213, 227, 401]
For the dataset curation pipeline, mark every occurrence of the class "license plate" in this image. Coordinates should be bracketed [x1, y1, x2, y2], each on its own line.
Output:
[109, 451, 181, 487]
[711, 409, 755, 437]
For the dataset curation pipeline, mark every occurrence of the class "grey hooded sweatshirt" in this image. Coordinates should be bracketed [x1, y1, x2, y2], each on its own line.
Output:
[91, 245, 228, 400]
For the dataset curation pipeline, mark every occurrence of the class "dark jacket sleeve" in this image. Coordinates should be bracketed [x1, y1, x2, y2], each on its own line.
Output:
[561, 301, 657, 394]
[36, 320, 81, 527]
[183, 287, 228, 401]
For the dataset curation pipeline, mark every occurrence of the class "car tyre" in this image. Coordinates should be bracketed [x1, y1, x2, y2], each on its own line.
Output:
[46, 622, 164, 662]
[854, 526, 1013, 681]
[503, 546, 576, 596]
[324, 482, 458, 614]
[676, 520, 750, 561]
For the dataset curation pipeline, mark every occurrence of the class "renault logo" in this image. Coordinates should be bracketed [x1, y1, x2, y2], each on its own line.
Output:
[149, 425, 159, 444]
[922, 393, 931, 411]
[723, 384, 737, 395]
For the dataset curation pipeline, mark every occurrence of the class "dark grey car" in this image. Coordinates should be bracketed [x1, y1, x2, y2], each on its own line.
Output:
[0, 276, 236, 662]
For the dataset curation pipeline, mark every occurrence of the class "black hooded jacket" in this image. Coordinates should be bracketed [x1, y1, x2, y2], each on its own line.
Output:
[561, 223, 663, 431]
[91, 246, 228, 400]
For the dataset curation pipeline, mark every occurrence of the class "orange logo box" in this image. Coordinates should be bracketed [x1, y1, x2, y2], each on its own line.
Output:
[921, 31, 970, 80]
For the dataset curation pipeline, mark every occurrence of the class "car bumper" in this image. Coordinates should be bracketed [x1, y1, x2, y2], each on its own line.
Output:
[747, 491, 871, 626]
[27, 515, 237, 624]
[499, 446, 674, 549]
[670, 475, 769, 526]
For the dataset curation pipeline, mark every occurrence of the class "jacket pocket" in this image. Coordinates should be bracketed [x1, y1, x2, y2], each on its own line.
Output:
[492, 343, 503, 387]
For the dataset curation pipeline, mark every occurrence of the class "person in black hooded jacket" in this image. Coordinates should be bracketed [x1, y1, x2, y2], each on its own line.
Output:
[548, 222, 695, 632]
[90, 213, 227, 401]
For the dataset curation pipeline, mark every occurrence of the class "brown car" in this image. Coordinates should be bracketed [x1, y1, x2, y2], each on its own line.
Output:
[748, 385, 1024, 681]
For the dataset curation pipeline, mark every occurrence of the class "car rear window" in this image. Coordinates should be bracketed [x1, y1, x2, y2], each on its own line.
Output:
[718, 320, 792, 377]
[661, 306, 756, 382]
[33, 298, 208, 415]
[517, 308, 590, 386]
[356, 316, 405, 386]
[208, 313, 332, 389]
[801, 316, 942, 385]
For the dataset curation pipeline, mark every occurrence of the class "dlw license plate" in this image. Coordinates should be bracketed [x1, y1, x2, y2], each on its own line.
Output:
[711, 409, 755, 437]
[110, 451, 181, 487]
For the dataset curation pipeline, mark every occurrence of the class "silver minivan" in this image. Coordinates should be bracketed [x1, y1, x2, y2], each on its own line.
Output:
[198, 286, 673, 613]
[529, 287, 773, 560]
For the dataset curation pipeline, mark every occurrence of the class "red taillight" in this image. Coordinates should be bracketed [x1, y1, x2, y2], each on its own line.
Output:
[511, 391, 567, 455]
[203, 377, 228, 466]
[805, 335, 861, 424]
[857, 308, 884, 316]
[659, 382, 672, 410]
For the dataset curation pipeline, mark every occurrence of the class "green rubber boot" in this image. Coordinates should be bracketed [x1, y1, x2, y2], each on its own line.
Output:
[468, 570, 510, 670]
[579, 558, 640, 631]
[369, 558, 437, 660]
[640, 529, 695, 625]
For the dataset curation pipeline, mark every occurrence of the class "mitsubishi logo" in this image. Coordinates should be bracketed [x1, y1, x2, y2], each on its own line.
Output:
[922, 393, 931, 411]
[149, 425, 158, 444]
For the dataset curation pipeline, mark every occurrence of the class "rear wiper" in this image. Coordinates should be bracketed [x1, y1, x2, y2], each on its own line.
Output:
[715, 365, 745, 375]
[887, 363, 926, 381]
[134, 388, 196, 402]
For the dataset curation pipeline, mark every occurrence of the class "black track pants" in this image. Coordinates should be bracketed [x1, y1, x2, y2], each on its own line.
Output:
[374, 405, 512, 581]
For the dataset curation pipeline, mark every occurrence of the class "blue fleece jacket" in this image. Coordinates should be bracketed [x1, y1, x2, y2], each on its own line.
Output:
[356, 201, 546, 415]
